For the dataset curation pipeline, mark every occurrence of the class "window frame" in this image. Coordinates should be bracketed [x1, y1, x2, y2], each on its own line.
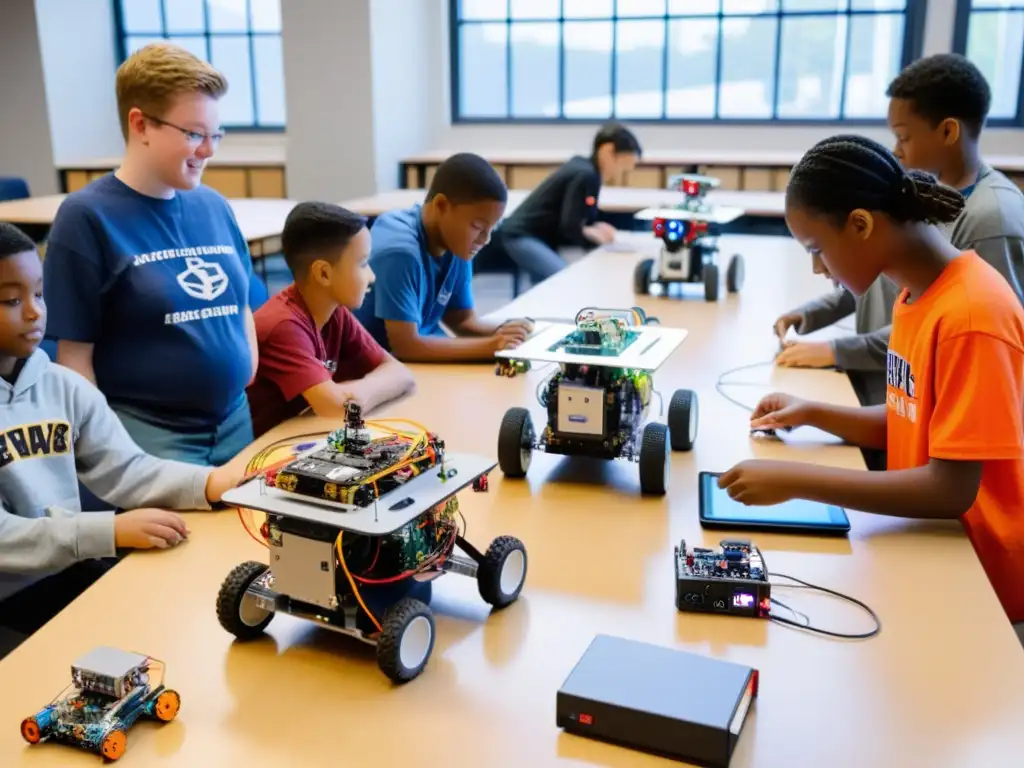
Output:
[111, 0, 285, 132]
[449, 0, 928, 126]
[952, 0, 1024, 128]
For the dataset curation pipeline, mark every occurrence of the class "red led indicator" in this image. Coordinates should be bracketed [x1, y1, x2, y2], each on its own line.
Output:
[579, 713, 593, 725]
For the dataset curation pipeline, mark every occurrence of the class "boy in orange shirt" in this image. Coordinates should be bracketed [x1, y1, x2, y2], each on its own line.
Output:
[718, 135, 1024, 645]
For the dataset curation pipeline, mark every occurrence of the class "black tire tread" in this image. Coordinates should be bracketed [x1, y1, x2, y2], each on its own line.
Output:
[376, 597, 434, 684]
[639, 422, 669, 495]
[634, 258, 653, 294]
[216, 560, 273, 640]
[703, 263, 720, 302]
[667, 389, 698, 452]
[478, 535, 528, 608]
[498, 407, 532, 478]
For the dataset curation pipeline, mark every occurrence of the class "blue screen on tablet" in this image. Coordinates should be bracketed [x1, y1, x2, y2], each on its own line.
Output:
[699, 472, 849, 530]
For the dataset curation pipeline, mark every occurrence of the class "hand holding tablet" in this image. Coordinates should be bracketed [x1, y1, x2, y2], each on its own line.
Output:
[699, 470, 850, 535]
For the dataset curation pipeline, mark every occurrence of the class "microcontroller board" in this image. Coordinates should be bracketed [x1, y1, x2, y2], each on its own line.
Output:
[674, 538, 771, 618]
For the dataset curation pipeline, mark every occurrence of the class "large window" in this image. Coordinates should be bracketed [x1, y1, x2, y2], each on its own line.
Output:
[954, 1, 1024, 126]
[114, 0, 285, 129]
[451, 0, 925, 123]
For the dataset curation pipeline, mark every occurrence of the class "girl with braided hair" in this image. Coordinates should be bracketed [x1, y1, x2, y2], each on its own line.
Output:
[719, 134, 1024, 643]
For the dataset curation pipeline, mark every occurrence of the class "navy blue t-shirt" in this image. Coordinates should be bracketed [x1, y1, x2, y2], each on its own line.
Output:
[353, 205, 473, 351]
[43, 175, 260, 427]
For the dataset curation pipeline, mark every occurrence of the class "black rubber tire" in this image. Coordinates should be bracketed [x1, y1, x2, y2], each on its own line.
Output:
[639, 422, 670, 496]
[634, 258, 653, 295]
[376, 597, 435, 684]
[216, 561, 274, 640]
[667, 389, 698, 452]
[477, 535, 528, 609]
[703, 262, 720, 302]
[498, 407, 533, 478]
[726, 254, 745, 293]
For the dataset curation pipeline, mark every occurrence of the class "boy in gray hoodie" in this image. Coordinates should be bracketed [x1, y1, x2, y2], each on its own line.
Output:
[772, 54, 1024, 409]
[0, 223, 241, 651]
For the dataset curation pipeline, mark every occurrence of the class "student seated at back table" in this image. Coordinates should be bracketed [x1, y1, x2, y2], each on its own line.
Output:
[353, 153, 533, 362]
[773, 54, 1024, 408]
[484, 122, 642, 285]
[246, 202, 415, 438]
[42, 42, 263, 467]
[0, 223, 241, 654]
[719, 135, 1024, 648]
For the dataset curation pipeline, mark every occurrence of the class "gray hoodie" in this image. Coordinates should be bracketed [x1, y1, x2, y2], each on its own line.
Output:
[793, 164, 1024, 404]
[0, 349, 213, 603]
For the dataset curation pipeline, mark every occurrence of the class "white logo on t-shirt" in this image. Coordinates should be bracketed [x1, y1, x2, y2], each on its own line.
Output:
[177, 256, 229, 301]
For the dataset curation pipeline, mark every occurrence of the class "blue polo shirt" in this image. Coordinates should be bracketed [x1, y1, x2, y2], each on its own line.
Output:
[354, 204, 474, 350]
[43, 174, 262, 428]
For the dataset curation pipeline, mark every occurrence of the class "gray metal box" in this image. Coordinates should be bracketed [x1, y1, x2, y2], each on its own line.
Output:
[269, 533, 338, 610]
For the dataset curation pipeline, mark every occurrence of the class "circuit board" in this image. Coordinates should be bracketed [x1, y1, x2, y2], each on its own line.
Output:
[268, 404, 444, 507]
[674, 539, 771, 618]
[549, 326, 641, 357]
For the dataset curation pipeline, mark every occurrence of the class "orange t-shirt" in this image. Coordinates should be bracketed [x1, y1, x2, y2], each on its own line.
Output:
[887, 251, 1024, 622]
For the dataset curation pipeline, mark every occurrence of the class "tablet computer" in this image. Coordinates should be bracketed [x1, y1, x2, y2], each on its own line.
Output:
[698, 471, 851, 535]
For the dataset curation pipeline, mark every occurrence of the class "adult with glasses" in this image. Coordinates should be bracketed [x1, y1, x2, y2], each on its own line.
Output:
[43, 43, 262, 467]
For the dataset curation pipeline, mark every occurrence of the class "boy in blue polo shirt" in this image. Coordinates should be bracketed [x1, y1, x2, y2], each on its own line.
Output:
[42, 43, 262, 467]
[354, 153, 533, 362]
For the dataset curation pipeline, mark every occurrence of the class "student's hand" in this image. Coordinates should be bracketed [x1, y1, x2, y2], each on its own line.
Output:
[114, 509, 190, 550]
[583, 224, 615, 246]
[717, 460, 800, 505]
[776, 340, 835, 368]
[205, 463, 246, 504]
[596, 222, 617, 242]
[773, 311, 803, 340]
[491, 324, 530, 352]
[749, 392, 813, 432]
[499, 318, 534, 337]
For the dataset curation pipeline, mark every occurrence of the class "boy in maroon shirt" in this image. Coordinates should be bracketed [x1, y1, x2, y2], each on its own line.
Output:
[246, 202, 416, 437]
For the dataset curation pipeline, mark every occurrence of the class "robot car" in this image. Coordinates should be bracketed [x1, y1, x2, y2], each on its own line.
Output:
[218, 403, 527, 684]
[495, 307, 698, 496]
[20, 647, 180, 762]
[633, 174, 746, 302]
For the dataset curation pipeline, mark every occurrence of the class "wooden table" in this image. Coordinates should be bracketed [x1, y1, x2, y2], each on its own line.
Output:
[2, 235, 1023, 766]
[339, 187, 785, 219]
[0, 195, 297, 258]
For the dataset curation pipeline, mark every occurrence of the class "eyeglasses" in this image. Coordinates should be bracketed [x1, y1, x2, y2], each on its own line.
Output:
[143, 113, 225, 148]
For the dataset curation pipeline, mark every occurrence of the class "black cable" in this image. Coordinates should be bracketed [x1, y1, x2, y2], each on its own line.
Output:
[768, 572, 882, 640]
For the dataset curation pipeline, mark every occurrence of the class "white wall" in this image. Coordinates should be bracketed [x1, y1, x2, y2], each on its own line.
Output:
[0, 0, 58, 196]
[369, 0, 440, 192]
[34, 0, 122, 166]
[280, 0, 377, 201]
[430, 0, 1024, 158]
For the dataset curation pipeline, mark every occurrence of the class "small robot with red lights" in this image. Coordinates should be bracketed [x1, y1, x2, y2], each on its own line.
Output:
[634, 174, 745, 302]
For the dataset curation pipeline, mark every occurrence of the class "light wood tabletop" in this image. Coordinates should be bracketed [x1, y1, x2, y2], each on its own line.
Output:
[339, 187, 786, 218]
[0, 195, 297, 248]
[1, 235, 1022, 767]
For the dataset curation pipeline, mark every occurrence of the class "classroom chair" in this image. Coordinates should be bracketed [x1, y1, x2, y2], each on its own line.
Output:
[0, 176, 30, 202]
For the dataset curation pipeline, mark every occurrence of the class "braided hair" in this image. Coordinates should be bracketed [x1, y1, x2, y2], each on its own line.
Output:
[786, 134, 965, 228]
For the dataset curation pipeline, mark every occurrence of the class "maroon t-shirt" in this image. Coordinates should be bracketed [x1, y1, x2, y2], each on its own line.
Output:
[246, 284, 388, 437]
